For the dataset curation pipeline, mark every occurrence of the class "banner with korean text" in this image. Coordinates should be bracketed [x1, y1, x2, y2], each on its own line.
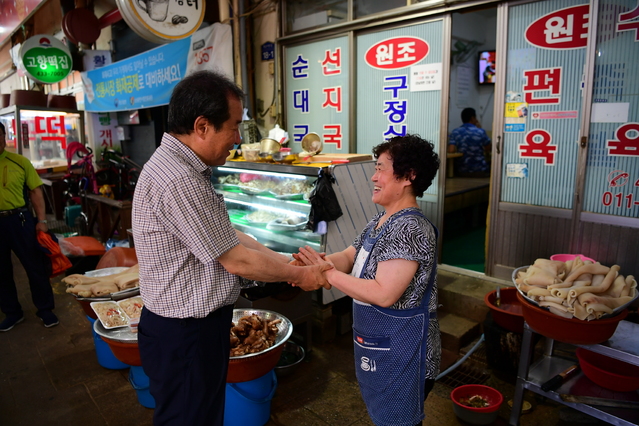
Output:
[81, 23, 232, 113]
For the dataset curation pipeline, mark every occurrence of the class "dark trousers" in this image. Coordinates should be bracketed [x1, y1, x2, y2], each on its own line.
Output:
[138, 305, 234, 426]
[0, 210, 54, 317]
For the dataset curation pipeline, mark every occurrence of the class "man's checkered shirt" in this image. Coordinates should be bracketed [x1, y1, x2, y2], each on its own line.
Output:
[132, 133, 240, 318]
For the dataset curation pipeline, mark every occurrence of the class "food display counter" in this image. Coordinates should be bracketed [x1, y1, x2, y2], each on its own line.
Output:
[0, 104, 85, 170]
[212, 157, 381, 305]
[0, 104, 86, 219]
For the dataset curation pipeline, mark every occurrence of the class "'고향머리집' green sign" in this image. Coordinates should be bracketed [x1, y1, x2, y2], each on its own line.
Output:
[20, 35, 72, 84]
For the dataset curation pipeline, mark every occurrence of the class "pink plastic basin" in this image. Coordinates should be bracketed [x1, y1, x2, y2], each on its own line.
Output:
[550, 254, 595, 263]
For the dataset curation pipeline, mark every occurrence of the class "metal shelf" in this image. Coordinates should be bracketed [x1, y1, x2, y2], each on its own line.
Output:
[510, 321, 639, 426]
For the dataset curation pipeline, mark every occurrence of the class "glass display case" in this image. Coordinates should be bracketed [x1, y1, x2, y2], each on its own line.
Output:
[212, 163, 323, 254]
[0, 105, 85, 171]
[213, 159, 381, 305]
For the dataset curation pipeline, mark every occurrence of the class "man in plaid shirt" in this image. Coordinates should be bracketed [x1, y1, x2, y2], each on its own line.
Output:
[132, 71, 331, 425]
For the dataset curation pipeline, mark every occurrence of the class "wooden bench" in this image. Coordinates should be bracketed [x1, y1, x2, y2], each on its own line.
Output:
[444, 177, 490, 214]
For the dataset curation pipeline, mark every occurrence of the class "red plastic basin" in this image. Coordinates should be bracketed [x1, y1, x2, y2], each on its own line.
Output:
[484, 287, 524, 333]
[576, 348, 639, 392]
[517, 292, 627, 345]
[100, 337, 141, 366]
[451, 384, 503, 425]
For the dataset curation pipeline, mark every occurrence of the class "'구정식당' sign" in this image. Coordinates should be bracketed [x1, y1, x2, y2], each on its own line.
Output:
[20, 35, 72, 84]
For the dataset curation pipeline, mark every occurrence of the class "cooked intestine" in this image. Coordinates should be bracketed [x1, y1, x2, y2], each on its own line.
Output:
[64, 264, 139, 298]
[515, 258, 636, 321]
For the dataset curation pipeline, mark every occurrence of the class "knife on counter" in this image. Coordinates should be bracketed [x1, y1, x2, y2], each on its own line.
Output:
[560, 394, 639, 409]
[540, 364, 580, 392]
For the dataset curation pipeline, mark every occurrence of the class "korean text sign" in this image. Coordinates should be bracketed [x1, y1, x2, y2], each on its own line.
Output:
[82, 37, 190, 112]
[285, 36, 349, 153]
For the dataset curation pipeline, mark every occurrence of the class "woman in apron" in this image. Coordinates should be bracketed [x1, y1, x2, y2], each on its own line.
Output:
[296, 134, 441, 426]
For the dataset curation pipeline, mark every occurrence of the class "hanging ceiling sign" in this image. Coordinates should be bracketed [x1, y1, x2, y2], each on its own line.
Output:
[116, 0, 205, 44]
[82, 36, 190, 112]
[20, 35, 72, 84]
[81, 23, 233, 112]
[365, 36, 429, 70]
[525, 4, 590, 50]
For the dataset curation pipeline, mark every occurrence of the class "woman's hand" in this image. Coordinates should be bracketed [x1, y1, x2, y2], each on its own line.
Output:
[295, 246, 334, 269]
[288, 246, 334, 290]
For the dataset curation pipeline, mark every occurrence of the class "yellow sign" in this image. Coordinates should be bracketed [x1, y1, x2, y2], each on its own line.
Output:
[505, 102, 528, 118]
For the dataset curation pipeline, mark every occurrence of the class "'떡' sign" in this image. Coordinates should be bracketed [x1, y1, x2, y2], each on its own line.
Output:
[20, 35, 72, 84]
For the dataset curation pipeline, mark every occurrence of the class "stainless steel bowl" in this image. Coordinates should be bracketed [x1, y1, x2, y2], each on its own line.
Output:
[260, 138, 281, 155]
[230, 309, 292, 360]
[275, 341, 305, 377]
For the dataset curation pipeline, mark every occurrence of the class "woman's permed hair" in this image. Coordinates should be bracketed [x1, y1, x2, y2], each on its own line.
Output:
[372, 134, 440, 198]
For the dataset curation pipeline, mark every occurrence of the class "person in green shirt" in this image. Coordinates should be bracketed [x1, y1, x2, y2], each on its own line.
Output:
[0, 122, 58, 331]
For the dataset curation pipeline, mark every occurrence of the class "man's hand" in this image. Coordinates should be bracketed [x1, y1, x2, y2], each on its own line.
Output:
[35, 222, 48, 233]
[290, 246, 334, 290]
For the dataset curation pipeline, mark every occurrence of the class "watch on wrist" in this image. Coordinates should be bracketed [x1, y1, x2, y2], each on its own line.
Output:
[40, 220, 48, 224]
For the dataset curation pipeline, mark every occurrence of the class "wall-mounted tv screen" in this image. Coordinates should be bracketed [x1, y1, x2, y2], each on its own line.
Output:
[478, 50, 496, 84]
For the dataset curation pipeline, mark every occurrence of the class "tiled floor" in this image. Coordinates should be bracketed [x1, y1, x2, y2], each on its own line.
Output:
[1, 253, 607, 426]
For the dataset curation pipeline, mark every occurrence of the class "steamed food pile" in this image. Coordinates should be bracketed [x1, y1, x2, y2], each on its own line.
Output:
[515, 257, 637, 320]
[64, 264, 140, 298]
[229, 314, 281, 357]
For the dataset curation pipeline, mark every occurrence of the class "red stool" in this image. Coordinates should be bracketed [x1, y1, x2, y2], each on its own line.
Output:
[96, 247, 138, 269]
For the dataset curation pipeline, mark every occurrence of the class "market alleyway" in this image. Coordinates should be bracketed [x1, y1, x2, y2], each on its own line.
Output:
[0, 253, 609, 426]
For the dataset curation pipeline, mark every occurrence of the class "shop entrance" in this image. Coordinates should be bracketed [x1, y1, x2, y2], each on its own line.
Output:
[441, 7, 497, 273]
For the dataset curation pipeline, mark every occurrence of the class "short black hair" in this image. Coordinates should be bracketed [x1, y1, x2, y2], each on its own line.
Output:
[0, 122, 5, 134]
[372, 134, 440, 198]
[168, 71, 244, 135]
[461, 108, 476, 123]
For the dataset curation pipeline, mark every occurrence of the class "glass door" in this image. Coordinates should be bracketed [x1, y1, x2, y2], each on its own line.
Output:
[355, 18, 448, 230]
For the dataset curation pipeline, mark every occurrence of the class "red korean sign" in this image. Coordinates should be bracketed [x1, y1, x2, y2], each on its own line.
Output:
[365, 37, 429, 70]
[525, 4, 590, 49]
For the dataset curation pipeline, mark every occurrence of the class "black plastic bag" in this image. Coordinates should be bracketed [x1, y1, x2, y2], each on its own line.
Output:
[307, 171, 343, 232]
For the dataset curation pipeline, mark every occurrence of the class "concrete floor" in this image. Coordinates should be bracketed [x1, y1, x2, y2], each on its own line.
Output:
[0, 253, 609, 426]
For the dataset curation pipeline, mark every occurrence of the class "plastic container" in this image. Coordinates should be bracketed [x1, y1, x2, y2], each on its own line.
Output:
[550, 254, 596, 263]
[451, 384, 503, 425]
[86, 316, 129, 370]
[129, 365, 155, 408]
[516, 292, 627, 345]
[100, 338, 142, 366]
[224, 369, 277, 426]
[576, 348, 639, 392]
[484, 287, 524, 333]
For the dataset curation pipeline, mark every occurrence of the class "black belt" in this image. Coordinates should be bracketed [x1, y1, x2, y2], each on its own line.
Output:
[0, 208, 27, 217]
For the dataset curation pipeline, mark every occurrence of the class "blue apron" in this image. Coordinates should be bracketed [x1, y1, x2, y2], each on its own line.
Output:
[352, 209, 438, 426]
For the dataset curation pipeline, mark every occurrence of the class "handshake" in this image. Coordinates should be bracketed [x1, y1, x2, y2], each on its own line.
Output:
[289, 246, 335, 291]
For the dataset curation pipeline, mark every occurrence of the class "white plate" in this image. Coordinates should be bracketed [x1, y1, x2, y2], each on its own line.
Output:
[270, 191, 304, 200]
[85, 267, 129, 277]
[239, 186, 270, 196]
[266, 218, 308, 231]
